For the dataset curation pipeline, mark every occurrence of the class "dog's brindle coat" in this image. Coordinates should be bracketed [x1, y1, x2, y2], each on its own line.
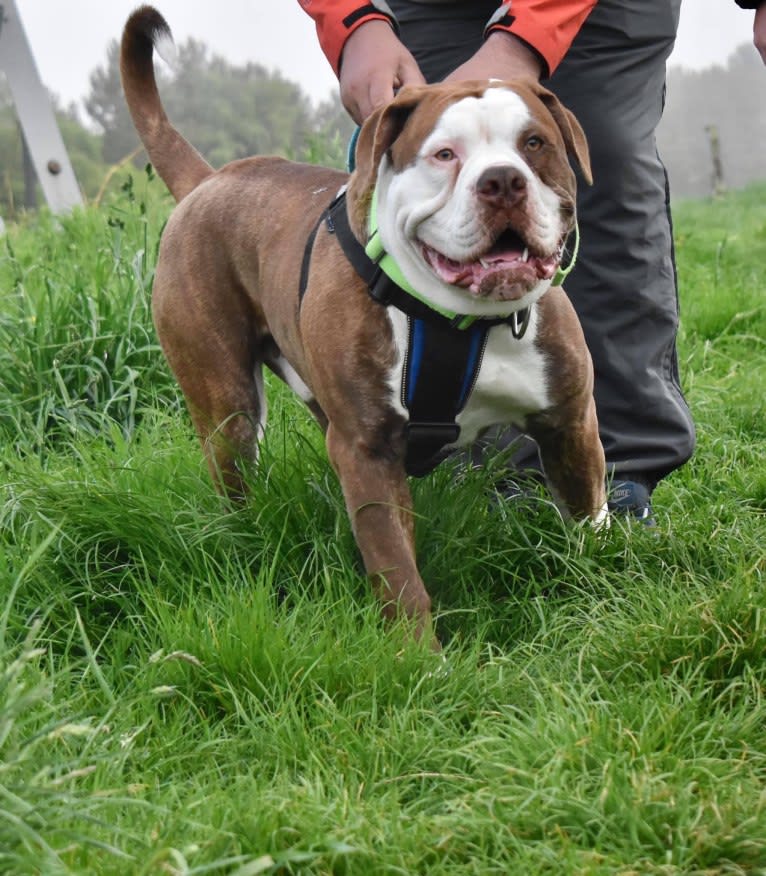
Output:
[121, 6, 606, 644]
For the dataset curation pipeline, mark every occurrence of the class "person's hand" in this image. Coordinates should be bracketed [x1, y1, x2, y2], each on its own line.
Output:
[444, 31, 543, 83]
[754, 3, 766, 65]
[339, 20, 426, 124]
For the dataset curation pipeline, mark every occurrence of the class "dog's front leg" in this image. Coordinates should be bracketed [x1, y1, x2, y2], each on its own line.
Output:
[528, 398, 608, 524]
[325, 424, 435, 645]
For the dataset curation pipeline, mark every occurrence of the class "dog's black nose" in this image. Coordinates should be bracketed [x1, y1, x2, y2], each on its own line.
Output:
[476, 165, 527, 208]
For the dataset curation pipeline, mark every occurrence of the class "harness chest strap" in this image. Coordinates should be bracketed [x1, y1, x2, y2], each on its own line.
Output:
[400, 315, 491, 476]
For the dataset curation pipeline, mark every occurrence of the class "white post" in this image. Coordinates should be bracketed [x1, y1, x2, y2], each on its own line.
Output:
[0, 0, 83, 214]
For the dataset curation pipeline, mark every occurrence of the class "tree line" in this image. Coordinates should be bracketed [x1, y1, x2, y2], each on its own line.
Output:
[0, 36, 763, 218]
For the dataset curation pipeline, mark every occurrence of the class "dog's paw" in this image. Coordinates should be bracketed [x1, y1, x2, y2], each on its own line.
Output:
[591, 501, 610, 531]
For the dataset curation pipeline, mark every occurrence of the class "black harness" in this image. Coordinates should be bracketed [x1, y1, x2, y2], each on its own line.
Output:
[299, 191, 530, 477]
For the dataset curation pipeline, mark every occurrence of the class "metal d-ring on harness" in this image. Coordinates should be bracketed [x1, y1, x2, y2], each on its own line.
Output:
[298, 188, 577, 477]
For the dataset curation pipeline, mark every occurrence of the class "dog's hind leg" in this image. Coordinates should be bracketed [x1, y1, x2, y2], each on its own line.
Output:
[156, 316, 266, 501]
[152, 248, 270, 499]
[183, 364, 266, 501]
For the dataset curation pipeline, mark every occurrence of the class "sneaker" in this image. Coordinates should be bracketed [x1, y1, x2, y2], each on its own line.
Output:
[608, 480, 656, 526]
[490, 470, 546, 505]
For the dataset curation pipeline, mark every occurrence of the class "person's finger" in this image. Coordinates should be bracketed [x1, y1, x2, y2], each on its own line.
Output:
[364, 77, 397, 119]
[396, 56, 427, 90]
[340, 87, 364, 125]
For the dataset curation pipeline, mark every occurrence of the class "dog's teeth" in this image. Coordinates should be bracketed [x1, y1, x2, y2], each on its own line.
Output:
[522, 247, 529, 262]
[480, 258, 490, 269]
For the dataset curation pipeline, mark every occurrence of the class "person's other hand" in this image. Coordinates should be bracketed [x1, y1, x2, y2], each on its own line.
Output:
[754, 4, 766, 64]
[444, 32, 543, 83]
[339, 21, 426, 124]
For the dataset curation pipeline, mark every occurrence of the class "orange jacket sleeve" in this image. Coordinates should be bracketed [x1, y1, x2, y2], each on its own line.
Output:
[485, 1, 597, 76]
[297, 1, 399, 75]
[298, 0, 596, 79]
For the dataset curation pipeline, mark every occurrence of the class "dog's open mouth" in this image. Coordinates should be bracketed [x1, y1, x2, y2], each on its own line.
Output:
[420, 229, 561, 298]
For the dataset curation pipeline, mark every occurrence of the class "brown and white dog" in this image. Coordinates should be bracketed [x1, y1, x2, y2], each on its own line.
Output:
[121, 7, 606, 643]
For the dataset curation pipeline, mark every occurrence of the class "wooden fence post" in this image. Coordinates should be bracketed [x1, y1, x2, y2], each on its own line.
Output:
[705, 124, 726, 199]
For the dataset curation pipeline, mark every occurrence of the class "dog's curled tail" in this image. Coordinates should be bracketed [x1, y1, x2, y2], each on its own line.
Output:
[120, 6, 213, 202]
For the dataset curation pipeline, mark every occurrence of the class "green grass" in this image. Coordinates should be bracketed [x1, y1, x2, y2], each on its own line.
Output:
[0, 171, 765, 874]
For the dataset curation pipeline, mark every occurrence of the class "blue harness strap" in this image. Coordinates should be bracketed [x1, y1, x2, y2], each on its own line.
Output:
[402, 316, 490, 476]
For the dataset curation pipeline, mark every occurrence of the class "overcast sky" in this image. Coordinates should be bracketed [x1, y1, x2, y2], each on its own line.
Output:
[7, 0, 762, 113]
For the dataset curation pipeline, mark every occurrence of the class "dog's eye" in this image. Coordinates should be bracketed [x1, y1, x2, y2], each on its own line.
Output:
[434, 148, 456, 162]
[525, 136, 544, 152]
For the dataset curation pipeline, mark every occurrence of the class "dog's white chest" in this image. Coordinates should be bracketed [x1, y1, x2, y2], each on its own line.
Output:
[385, 307, 552, 448]
[456, 312, 551, 445]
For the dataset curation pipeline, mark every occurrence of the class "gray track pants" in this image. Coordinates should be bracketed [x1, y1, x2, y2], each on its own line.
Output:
[388, 0, 695, 488]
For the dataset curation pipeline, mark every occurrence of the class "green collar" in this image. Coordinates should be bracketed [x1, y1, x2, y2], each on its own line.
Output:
[363, 185, 579, 330]
[551, 220, 580, 287]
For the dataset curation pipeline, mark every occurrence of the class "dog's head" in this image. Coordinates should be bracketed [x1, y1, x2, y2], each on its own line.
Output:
[346, 79, 591, 316]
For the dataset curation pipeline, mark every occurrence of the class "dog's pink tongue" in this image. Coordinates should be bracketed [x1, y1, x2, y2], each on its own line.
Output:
[426, 252, 475, 286]
[424, 245, 558, 291]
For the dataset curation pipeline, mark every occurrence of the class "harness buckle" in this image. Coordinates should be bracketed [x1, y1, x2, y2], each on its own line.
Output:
[369, 267, 394, 305]
[510, 307, 531, 339]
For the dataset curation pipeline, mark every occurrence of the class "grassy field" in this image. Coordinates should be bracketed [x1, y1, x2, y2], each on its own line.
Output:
[1, 171, 765, 875]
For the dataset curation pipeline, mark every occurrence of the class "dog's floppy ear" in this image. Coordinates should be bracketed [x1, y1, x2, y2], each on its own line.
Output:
[346, 85, 430, 240]
[530, 82, 593, 186]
